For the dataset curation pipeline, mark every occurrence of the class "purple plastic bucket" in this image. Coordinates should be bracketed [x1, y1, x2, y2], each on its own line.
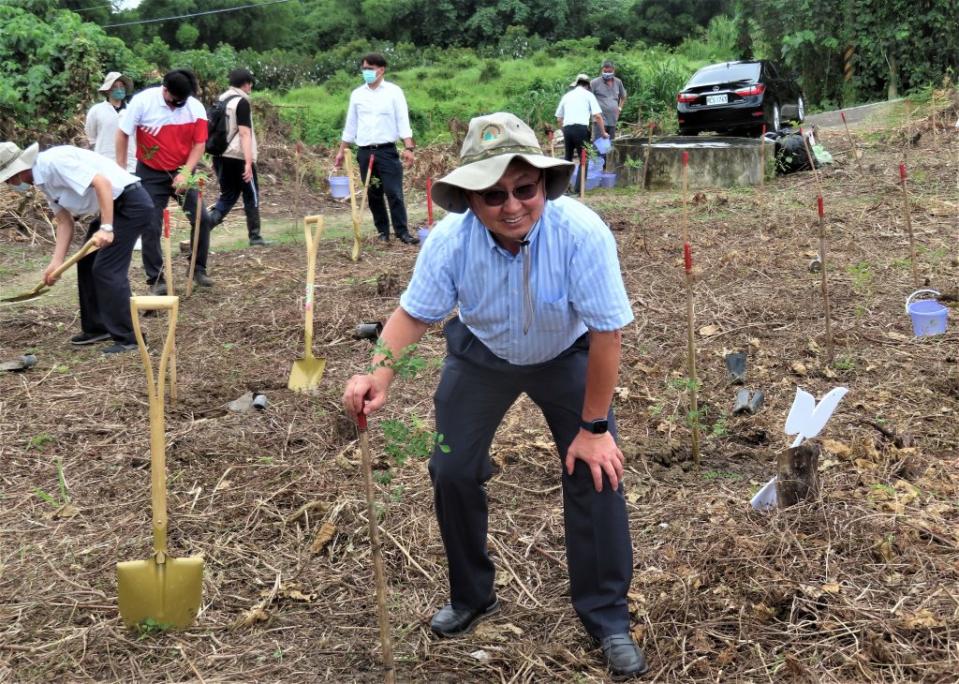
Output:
[905, 289, 947, 337]
[600, 172, 617, 188]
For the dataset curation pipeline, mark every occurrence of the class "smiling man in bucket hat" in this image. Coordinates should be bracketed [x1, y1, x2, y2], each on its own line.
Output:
[343, 112, 647, 679]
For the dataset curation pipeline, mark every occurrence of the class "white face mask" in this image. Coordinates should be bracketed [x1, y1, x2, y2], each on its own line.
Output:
[12, 181, 31, 193]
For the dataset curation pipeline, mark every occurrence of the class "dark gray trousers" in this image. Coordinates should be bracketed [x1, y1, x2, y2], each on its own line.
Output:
[76, 184, 152, 344]
[136, 162, 212, 282]
[357, 145, 409, 238]
[428, 318, 633, 638]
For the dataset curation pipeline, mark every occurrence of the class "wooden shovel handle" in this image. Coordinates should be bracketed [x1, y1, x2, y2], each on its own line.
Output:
[185, 180, 205, 297]
[302, 216, 325, 358]
[130, 295, 180, 558]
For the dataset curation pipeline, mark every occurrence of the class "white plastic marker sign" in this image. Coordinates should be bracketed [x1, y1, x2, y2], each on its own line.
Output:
[784, 387, 848, 448]
[750, 386, 848, 511]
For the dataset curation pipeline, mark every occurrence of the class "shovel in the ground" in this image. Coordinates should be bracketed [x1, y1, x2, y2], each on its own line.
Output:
[288, 215, 326, 392]
[117, 295, 203, 629]
[1, 238, 98, 303]
[344, 150, 371, 262]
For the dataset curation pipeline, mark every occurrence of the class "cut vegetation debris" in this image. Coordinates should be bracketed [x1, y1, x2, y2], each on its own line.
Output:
[1, 109, 958, 682]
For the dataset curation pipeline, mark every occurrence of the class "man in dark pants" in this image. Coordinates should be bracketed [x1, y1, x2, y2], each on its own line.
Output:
[116, 68, 214, 292]
[343, 113, 647, 679]
[208, 68, 269, 246]
[333, 52, 419, 245]
[1, 142, 152, 353]
[555, 73, 609, 163]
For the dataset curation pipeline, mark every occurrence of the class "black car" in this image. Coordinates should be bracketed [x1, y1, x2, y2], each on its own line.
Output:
[676, 60, 804, 136]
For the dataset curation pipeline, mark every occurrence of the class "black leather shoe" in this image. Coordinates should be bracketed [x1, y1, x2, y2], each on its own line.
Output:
[249, 236, 271, 247]
[193, 271, 214, 287]
[148, 280, 167, 296]
[376, 234, 390, 242]
[599, 633, 649, 680]
[430, 597, 499, 637]
[397, 233, 420, 245]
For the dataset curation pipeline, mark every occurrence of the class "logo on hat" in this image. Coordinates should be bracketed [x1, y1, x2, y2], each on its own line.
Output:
[480, 124, 503, 145]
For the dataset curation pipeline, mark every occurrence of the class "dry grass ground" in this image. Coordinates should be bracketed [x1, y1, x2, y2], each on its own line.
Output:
[1, 110, 957, 682]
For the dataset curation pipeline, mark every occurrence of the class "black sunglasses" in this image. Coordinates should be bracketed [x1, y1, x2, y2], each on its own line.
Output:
[475, 178, 542, 207]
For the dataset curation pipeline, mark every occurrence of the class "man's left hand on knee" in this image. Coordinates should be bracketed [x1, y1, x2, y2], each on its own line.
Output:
[565, 431, 624, 492]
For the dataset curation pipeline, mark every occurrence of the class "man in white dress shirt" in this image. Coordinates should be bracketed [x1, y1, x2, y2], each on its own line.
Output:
[555, 74, 609, 163]
[1, 142, 153, 353]
[333, 52, 419, 245]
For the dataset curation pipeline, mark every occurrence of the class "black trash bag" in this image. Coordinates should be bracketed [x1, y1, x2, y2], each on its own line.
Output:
[767, 127, 818, 175]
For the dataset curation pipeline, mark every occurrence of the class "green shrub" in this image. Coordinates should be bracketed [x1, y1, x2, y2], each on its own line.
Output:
[478, 59, 502, 83]
[0, 4, 148, 138]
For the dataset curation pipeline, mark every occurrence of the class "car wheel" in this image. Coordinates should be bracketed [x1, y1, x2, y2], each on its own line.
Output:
[796, 96, 805, 122]
[768, 101, 781, 133]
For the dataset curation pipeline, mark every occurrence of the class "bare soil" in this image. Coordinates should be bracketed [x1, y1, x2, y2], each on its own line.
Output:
[1, 112, 958, 682]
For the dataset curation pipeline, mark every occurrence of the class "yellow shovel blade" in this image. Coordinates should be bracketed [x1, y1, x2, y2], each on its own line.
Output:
[117, 555, 204, 629]
[288, 356, 326, 392]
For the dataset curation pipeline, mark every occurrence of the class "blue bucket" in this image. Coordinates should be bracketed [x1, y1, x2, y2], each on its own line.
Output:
[329, 176, 350, 199]
[600, 172, 617, 188]
[417, 226, 430, 243]
[906, 289, 947, 337]
[593, 136, 612, 155]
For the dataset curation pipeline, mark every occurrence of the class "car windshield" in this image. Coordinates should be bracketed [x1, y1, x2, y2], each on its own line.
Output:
[686, 63, 761, 87]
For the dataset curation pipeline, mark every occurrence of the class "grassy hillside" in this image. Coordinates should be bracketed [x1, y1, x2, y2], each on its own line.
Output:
[272, 36, 737, 145]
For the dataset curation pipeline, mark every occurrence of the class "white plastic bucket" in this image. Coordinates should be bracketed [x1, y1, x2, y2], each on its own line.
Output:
[328, 176, 350, 199]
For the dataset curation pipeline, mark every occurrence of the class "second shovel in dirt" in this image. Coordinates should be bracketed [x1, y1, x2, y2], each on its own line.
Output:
[288, 215, 327, 392]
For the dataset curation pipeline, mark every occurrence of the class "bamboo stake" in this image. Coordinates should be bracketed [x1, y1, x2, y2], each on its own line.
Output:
[548, 130, 555, 158]
[426, 177, 434, 228]
[898, 162, 920, 290]
[680, 151, 700, 467]
[579, 147, 586, 199]
[759, 123, 767, 238]
[840, 111, 865, 175]
[356, 412, 395, 684]
[799, 129, 834, 364]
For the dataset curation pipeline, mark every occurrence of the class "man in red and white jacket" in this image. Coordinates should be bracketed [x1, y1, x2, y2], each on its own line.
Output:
[116, 69, 214, 292]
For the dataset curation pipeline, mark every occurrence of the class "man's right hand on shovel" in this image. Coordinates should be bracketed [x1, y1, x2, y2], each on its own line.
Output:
[42, 256, 64, 286]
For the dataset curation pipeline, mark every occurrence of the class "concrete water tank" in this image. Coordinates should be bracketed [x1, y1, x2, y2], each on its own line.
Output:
[613, 136, 770, 190]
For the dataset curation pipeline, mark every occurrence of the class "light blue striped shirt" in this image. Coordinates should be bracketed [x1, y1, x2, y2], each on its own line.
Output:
[400, 196, 634, 365]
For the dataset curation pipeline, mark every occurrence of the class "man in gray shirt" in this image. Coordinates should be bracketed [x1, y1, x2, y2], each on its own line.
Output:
[590, 60, 627, 168]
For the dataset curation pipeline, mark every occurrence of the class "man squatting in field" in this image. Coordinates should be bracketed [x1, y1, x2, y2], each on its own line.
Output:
[343, 113, 648, 680]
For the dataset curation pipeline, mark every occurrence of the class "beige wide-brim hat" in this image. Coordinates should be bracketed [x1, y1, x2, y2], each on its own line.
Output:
[0, 141, 39, 183]
[431, 112, 574, 214]
[569, 73, 590, 86]
[98, 71, 132, 92]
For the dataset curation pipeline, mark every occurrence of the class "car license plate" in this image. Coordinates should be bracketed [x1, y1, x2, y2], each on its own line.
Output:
[706, 94, 728, 106]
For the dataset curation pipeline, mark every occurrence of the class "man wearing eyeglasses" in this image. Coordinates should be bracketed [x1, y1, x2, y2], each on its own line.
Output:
[116, 68, 215, 293]
[343, 113, 647, 679]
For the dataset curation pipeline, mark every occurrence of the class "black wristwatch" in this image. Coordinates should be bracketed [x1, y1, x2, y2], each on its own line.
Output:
[580, 418, 609, 434]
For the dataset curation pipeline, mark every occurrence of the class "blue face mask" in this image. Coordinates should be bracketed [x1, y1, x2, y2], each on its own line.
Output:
[362, 69, 377, 84]
[111, 88, 126, 100]
[12, 181, 31, 193]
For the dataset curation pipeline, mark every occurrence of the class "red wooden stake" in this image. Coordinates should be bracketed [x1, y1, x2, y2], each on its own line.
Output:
[163, 207, 170, 239]
[680, 149, 700, 467]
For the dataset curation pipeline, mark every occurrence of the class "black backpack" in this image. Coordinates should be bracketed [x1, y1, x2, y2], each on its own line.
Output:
[205, 94, 241, 156]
